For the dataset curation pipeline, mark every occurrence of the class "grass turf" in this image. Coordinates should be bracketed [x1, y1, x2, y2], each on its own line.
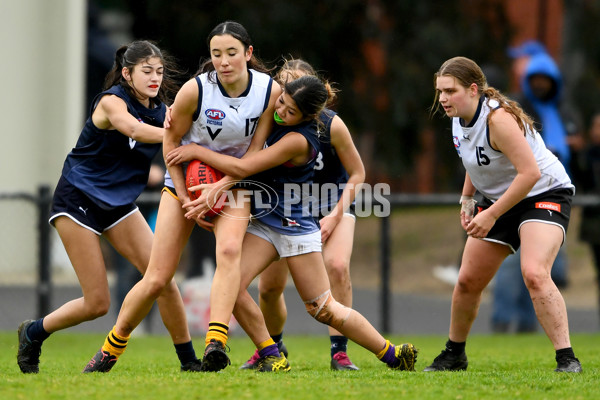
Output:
[2, 331, 599, 399]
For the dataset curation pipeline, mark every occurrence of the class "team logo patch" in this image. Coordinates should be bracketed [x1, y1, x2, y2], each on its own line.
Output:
[453, 136, 460, 148]
[205, 109, 226, 120]
[535, 202, 560, 212]
[453, 135, 461, 156]
[282, 218, 301, 227]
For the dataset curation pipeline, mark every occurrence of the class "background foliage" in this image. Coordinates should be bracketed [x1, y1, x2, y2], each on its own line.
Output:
[94, 0, 598, 192]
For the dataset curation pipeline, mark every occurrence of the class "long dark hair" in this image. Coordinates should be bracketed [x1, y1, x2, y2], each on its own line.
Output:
[103, 40, 180, 105]
[195, 21, 272, 80]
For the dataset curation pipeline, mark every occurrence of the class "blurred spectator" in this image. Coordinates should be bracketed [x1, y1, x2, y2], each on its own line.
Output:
[520, 52, 582, 173]
[507, 40, 546, 95]
[491, 42, 582, 333]
[578, 112, 600, 322]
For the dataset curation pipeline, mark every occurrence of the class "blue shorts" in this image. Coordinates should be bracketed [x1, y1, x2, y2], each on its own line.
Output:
[475, 188, 573, 253]
[49, 176, 138, 235]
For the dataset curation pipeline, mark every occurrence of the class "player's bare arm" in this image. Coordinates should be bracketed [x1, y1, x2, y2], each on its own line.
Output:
[164, 79, 198, 201]
[320, 115, 365, 241]
[92, 95, 163, 143]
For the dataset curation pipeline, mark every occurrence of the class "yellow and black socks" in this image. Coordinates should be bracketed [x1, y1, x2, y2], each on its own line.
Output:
[101, 326, 130, 358]
[205, 321, 229, 347]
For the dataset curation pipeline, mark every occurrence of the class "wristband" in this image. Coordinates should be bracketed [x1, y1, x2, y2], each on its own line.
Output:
[459, 195, 477, 218]
[459, 195, 473, 204]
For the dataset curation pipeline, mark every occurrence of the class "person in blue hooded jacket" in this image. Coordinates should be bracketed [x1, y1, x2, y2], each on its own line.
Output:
[521, 52, 575, 170]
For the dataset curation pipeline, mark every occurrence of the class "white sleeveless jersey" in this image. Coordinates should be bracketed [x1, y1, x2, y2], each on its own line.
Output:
[165, 69, 273, 188]
[452, 97, 574, 202]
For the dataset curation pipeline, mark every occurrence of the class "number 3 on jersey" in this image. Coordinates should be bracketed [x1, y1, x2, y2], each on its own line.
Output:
[314, 151, 324, 170]
[476, 146, 490, 166]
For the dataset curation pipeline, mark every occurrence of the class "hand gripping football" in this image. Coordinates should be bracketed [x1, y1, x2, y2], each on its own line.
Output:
[185, 159, 226, 217]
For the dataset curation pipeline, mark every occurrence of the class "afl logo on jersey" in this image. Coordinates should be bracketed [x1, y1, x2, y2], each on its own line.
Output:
[206, 109, 226, 126]
[453, 135, 461, 156]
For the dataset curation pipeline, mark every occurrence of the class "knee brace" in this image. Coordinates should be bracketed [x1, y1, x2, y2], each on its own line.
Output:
[304, 290, 352, 330]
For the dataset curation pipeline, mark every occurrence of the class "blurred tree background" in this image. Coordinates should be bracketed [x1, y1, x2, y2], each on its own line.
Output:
[91, 0, 600, 193]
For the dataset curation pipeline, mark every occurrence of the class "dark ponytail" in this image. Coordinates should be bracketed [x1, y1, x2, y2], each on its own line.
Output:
[103, 45, 128, 90]
[285, 75, 337, 123]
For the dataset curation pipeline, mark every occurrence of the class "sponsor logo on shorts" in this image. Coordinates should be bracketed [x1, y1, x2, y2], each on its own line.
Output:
[535, 202, 560, 212]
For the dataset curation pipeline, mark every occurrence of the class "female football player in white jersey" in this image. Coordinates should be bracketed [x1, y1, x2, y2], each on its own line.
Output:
[238, 59, 366, 371]
[83, 21, 280, 373]
[424, 56, 581, 373]
[17, 41, 205, 374]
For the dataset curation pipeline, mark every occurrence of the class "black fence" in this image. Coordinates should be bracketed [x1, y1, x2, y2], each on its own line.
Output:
[2, 186, 599, 334]
[0, 186, 53, 317]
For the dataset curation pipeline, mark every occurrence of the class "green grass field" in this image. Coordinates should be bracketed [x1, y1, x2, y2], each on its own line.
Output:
[2, 332, 599, 400]
[0, 332, 600, 400]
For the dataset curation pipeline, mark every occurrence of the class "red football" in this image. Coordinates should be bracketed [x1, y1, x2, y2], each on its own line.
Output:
[185, 160, 226, 217]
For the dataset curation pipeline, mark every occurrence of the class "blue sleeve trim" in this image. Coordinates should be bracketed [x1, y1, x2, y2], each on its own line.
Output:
[263, 77, 273, 112]
[192, 76, 203, 121]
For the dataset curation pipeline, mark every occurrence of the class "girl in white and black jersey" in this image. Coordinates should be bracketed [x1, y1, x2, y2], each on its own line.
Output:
[84, 21, 280, 373]
[425, 56, 581, 373]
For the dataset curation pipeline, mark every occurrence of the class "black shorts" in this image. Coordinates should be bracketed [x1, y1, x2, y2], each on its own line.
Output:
[475, 188, 573, 253]
[49, 176, 138, 235]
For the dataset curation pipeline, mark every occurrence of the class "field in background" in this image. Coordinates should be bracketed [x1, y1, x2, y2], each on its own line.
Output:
[1, 204, 596, 310]
[350, 206, 598, 308]
[1, 332, 599, 400]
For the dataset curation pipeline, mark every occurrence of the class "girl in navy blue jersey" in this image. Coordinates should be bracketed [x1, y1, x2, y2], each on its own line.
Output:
[238, 59, 366, 371]
[166, 74, 417, 372]
[17, 40, 203, 374]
